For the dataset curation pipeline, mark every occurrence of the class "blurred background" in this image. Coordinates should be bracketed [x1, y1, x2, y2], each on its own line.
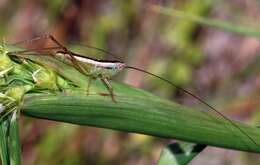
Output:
[1, 0, 260, 164]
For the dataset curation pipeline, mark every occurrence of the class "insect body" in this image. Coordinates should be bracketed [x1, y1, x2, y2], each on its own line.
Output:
[58, 52, 126, 77]
[55, 51, 126, 101]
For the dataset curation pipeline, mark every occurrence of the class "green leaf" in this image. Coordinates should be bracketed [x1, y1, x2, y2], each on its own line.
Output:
[21, 84, 260, 153]
[9, 111, 21, 165]
[157, 142, 206, 165]
[0, 118, 10, 165]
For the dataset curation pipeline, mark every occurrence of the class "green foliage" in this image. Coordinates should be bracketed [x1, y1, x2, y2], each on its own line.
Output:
[1, 36, 260, 164]
[0, 111, 21, 165]
[1, 2, 260, 163]
[9, 111, 21, 165]
[158, 142, 206, 165]
[0, 43, 78, 164]
[0, 118, 10, 165]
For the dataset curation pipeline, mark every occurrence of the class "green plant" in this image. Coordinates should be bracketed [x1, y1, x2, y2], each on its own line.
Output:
[1, 41, 260, 165]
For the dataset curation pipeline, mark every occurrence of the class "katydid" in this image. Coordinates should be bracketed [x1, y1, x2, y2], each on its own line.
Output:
[9, 34, 260, 149]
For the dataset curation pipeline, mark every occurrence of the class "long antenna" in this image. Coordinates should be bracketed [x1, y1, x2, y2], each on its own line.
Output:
[126, 66, 259, 147]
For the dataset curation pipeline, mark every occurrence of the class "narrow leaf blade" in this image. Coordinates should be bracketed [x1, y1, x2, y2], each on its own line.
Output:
[0, 119, 10, 165]
[21, 92, 260, 153]
[9, 111, 21, 165]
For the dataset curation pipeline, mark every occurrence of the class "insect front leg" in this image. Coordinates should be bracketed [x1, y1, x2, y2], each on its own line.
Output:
[100, 76, 116, 103]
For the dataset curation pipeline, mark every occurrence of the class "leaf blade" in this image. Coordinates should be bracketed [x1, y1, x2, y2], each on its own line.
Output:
[21, 91, 260, 153]
[9, 111, 21, 165]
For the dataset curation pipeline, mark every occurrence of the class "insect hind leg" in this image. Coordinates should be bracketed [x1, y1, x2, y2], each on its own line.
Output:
[13, 34, 66, 50]
[14, 34, 89, 76]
